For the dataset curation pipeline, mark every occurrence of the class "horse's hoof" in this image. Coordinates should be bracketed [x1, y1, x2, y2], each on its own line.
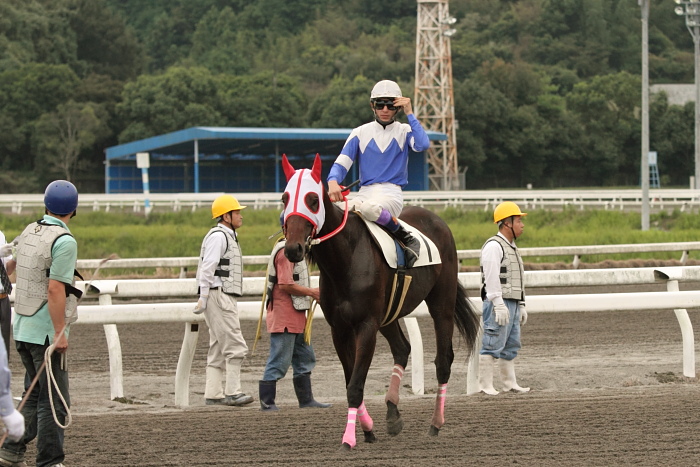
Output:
[363, 430, 377, 443]
[386, 401, 404, 436]
[386, 417, 404, 436]
[340, 442, 353, 451]
[428, 425, 440, 436]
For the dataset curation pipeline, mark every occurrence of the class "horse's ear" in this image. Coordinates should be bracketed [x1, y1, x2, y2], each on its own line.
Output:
[282, 154, 296, 181]
[311, 153, 322, 183]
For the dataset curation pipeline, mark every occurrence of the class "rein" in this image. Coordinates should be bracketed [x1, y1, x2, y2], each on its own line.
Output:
[309, 196, 350, 246]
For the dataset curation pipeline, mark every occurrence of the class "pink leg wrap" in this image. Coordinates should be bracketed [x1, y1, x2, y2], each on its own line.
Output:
[431, 383, 448, 428]
[385, 364, 404, 406]
[342, 408, 358, 448]
[357, 401, 374, 432]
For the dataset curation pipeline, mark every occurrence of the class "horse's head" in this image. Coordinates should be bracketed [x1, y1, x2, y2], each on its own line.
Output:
[281, 154, 326, 263]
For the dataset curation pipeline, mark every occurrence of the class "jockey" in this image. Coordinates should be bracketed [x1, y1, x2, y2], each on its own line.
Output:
[326, 80, 430, 268]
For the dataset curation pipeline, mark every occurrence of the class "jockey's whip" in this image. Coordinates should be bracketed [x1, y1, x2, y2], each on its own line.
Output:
[340, 179, 361, 195]
[0, 253, 118, 443]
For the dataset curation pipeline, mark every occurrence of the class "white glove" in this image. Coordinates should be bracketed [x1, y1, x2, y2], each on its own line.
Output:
[2, 409, 25, 442]
[0, 243, 13, 258]
[494, 302, 509, 326]
[193, 295, 208, 314]
[519, 302, 528, 326]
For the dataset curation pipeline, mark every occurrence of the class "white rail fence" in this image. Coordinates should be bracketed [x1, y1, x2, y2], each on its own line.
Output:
[75, 241, 700, 274]
[9, 266, 699, 406]
[4, 188, 700, 213]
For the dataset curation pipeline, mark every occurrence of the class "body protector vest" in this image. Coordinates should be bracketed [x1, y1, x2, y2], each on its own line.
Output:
[480, 235, 525, 302]
[266, 240, 311, 311]
[197, 226, 243, 296]
[14, 220, 82, 324]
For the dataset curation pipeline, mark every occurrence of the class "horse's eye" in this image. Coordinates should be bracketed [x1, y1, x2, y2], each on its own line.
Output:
[305, 192, 319, 214]
[282, 192, 290, 207]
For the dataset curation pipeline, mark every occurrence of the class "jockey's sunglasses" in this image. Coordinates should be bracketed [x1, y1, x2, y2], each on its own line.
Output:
[373, 100, 398, 111]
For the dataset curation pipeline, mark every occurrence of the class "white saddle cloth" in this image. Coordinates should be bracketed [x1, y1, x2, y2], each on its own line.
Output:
[362, 218, 442, 268]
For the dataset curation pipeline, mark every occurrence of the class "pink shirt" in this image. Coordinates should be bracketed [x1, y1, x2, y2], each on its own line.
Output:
[266, 249, 307, 333]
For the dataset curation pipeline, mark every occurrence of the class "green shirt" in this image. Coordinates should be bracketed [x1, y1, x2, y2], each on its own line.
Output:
[13, 215, 77, 345]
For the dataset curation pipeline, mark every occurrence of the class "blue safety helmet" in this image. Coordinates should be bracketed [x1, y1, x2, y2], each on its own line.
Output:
[44, 180, 79, 215]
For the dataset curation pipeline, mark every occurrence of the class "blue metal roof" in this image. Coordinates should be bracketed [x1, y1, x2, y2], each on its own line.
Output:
[105, 126, 448, 160]
[104, 126, 447, 193]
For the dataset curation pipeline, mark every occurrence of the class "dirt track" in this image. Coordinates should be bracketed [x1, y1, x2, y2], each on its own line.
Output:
[6, 301, 700, 466]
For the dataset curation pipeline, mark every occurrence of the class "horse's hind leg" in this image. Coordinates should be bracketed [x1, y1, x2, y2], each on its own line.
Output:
[378, 321, 410, 436]
[427, 299, 457, 436]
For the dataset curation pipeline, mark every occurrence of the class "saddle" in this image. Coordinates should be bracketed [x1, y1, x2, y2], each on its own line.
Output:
[357, 214, 442, 327]
[360, 216, 442, 269]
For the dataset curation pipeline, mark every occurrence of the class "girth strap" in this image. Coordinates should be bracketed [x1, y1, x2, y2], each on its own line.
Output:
[381, 270, 413, 327]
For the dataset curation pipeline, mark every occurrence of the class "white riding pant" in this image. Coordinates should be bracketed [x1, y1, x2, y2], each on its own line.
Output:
[345, 183, 403, 221]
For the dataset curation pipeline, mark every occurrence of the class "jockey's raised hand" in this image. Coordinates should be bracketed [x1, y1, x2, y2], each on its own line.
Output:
[328, 180, 343, 202]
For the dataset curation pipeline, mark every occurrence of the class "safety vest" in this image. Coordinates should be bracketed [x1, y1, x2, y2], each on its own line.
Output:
[13, 220, 81, 323]
[197, 225, 243, 296]
[266, 240, 311, 311]
[480, 235, 525, 302]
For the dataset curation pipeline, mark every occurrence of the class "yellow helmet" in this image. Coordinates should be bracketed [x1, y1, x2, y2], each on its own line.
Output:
[211, 194, 246, 219]
[493, 201, 527, 224]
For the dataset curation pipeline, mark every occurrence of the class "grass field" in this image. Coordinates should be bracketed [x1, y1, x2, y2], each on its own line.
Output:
[2, 206, 699, 270]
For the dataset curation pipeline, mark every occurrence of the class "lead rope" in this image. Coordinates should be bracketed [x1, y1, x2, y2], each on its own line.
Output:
[43, 254, 118, 428]
[45, 333, 72, 429]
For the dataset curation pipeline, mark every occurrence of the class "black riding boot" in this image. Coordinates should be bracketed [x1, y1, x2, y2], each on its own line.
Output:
[293, 373, 332, 408]
[259, 380, 279, 411]
[393, 225, 421, 268]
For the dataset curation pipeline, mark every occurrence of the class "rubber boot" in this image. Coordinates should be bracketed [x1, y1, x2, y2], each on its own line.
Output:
[500, 358, 530, 393]
[478, 355, 499, 395]
[393, 225, 420, 268]
[259, 380, 279, 411]
[293, 373, 332, 408]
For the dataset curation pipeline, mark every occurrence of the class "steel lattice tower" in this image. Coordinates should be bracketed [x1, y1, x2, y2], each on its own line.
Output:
[414, 0, 460, 190]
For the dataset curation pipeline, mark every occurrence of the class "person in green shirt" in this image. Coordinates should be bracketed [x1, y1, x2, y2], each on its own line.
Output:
[0, 180, 80, 467]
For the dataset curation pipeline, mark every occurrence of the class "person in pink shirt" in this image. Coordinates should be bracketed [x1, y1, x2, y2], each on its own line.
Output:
[259, 238, 331, 411]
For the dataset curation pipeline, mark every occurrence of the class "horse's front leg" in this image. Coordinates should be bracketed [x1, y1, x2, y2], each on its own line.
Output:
[337, 320, 379, 450]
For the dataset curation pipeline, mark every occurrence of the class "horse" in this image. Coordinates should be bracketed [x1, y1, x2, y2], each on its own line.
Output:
[280, 154, 480, 450]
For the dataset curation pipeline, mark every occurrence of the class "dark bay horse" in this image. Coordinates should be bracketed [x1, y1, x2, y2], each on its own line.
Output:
[281, 154, 480, 450]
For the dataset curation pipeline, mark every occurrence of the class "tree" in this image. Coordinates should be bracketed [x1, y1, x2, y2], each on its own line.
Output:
[0, 0, 79, 73]
[650, 93, 694, 186]
[32, 100, 110, 182]
[218, 71, 307, 127]
[566, 71, 640, 185]
[116, 66, 223, 142]
[189, 7, 251, 76]
[306, 75, 376, 128]
[68, 0, 145, 81]
[0, 63, 80, 171]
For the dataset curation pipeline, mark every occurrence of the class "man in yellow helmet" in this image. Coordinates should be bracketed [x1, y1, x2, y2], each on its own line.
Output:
[478, 201, 530, 395]
[193, 194, 254, 407]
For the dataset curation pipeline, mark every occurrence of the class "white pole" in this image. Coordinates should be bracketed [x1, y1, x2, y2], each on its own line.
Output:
[640, 0, 650, 231]
[136, 152, 151, 216]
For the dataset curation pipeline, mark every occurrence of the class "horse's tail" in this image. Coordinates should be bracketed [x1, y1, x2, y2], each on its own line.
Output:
[454, 281, 481, 356]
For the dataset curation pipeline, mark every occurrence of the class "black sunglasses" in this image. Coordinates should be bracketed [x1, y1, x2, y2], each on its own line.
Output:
[374, 100, 397, 111]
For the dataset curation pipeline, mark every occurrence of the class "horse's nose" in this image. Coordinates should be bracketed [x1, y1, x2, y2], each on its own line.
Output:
[284, 242, 305, 263]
